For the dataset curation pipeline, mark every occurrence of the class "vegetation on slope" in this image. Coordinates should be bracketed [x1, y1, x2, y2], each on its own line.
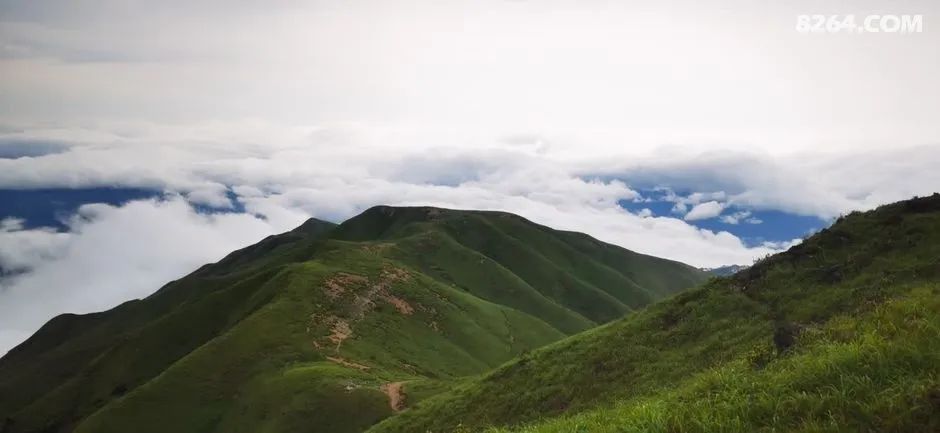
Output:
[369, 194, 940, 433]
[0, 206, 704, 433]
[490, 286, 940, 433]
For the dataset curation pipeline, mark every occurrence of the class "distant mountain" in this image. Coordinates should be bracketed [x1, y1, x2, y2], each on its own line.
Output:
[0, 206, 705, 433]
[702, 264, 748, 276]
[371, 194, 940, 433]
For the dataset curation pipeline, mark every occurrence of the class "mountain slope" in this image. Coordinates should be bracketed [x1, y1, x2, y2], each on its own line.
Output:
[0, 206, 705, 433]
[369, 194, 940, 433]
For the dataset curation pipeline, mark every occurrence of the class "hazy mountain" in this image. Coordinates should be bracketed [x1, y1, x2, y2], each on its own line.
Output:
[701, 264, 748, 276]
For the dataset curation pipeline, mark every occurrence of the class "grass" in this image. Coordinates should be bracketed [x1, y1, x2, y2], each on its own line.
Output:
[13, 195, 939, 433]
[368, 194, 940, 433]
[490, 285, 940, 433]
[68, 249, 564, 433]
[0, 206, 704, 433]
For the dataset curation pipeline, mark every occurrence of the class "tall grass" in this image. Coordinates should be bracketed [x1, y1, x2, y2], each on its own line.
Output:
[493, 286, 940, 433]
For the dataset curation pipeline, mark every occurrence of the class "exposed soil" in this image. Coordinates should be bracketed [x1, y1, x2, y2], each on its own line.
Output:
[326, 356, 371, 371]
[312, 266, 416, 353]
[385, 295, 415, 315]
[323, 273, 368, 299]
[380, 266, 411, 282]
[328, 318, 352, 351]
[382, 382, 406, 412]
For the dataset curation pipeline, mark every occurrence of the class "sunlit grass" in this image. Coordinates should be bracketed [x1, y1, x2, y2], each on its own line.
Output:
[491, 286, 940, 433]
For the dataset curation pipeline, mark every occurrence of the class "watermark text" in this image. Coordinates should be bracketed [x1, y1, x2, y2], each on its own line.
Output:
[796, 14, 924, 34]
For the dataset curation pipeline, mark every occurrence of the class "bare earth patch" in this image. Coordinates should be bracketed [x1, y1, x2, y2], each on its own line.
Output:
[322, 273, 368, 299]
[385, 295, 414, 315]
[382, 382, 406, 412]
[328, 318, 353, 351]
[312, 266, 418, 353]
[380, 266, 411, 283]
[326, 356, 371, 371]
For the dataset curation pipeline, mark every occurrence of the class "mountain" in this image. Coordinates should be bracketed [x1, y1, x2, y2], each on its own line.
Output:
[702, 264, 748, 276]
[0, 206, 705, 433]
[370, 194, 940, 433]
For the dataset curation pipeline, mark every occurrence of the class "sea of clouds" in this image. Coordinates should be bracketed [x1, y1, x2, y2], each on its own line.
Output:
[1, 121, 938, 353]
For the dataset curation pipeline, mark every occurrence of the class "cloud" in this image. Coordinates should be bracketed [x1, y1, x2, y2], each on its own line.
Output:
[0, 0, 938, 358]
[588, 145, 940, 219]
[0, 218, 24, 231]
[720, 210, 761, 225]
[0, 137, 70, 158]
[0, 121, 938, 355]
[0, 197, 294, 355]
[0, 166, 783, 355]
[671, 202, 688, 214]
[2, 0, 938, 150]
[684, 201, 725, 221]
[0, 217, 68, 273]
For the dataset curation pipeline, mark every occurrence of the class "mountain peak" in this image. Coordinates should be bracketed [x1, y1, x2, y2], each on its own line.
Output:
[0, 204, 705, 433]
[371, 194, 940, 432]
[290, 216, 337, 235]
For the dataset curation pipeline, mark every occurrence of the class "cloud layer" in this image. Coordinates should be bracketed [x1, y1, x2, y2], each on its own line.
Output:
[0, 120, 938, 355]
[1, 0, 938, 355]
[0, 197, 286, 354]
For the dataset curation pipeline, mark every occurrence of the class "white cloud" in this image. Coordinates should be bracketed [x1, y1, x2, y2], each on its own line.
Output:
[684, 201, 725, 221]
[186, 183, 233, 209]
[0, 122, 937, 356]
[1, 217, 24, 231]
[0, 0, 939, 356]
[0, 197, 294, 355]
[760, 238, 803, 251]
[0, 218, 69, 272]
[671, 202, 688, 215]
[2, 1, 939, 149]
[720, 211, 746, 224]
[720, 210, 761, 225]
[587, 145, 940, 219]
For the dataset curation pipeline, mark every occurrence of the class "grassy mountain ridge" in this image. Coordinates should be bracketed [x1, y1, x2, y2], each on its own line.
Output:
[0, 218, 341, 432]
[368, 194, 940, 433]
[0, 206, 704, 433]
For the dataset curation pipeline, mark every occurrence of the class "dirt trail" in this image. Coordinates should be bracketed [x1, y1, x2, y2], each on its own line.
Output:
[381, 382, 406, 412]
[325, 356, 371, 371]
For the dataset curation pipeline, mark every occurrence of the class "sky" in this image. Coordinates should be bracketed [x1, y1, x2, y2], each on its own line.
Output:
[0, 0, 938, 354]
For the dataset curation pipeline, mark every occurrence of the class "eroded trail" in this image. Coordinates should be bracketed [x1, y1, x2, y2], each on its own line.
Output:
[382, 382, 406, 412]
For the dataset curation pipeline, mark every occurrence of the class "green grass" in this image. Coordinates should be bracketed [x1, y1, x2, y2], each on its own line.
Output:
[369, 194, 940, 433]
[68, 249, 564, 433]
[489, 285, 940, 433]
[7, 196, 940, 433]
[0, 206, 704, 433]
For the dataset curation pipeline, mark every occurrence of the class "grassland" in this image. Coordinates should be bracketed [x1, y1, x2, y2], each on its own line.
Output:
[0, 206, 703, 433]
[487, 285, 940, 433]
[8, 195, 937, 433]
[368, 194, 940, 433]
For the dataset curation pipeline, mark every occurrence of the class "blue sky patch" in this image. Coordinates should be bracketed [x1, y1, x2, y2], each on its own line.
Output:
[0, 187, 249, 231]
[0, 188, 161, 230]
[1, 185, 830, 248]
[619, 188, 830, 247]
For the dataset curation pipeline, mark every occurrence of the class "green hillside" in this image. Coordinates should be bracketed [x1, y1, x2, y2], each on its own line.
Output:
[369, 194, 940, 433]
[0, 206, 704, 433]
